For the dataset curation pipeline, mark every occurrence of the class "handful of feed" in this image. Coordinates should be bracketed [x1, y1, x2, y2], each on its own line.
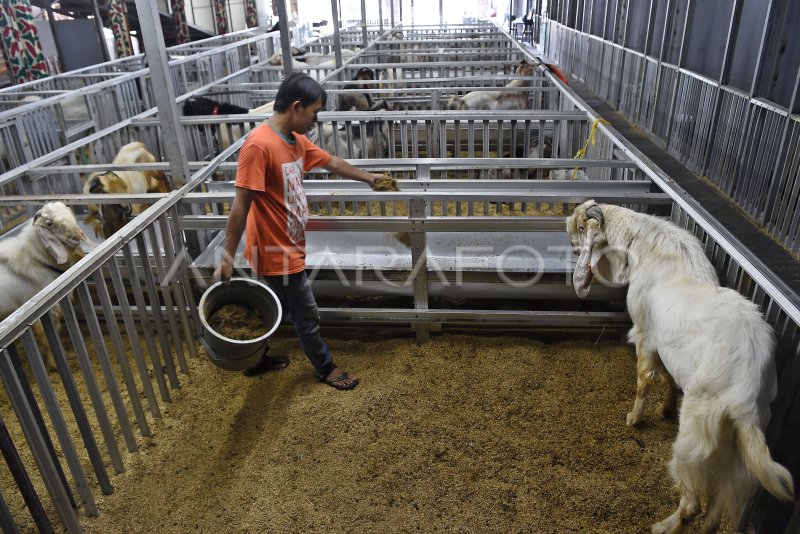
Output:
[371, 175, 412, 248]
[372, 175, 400, 192]
[208, 303, 267, 340]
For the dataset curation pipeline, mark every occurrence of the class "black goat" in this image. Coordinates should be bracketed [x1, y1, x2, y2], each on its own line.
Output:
[338, 67, 376, 111]
[182, 96, 249, 116]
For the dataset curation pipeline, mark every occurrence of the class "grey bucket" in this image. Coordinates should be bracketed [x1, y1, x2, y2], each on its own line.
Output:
[198, 278, 283, 371]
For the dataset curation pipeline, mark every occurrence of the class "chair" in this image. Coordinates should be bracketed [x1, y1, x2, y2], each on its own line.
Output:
[512, 19, 523, 39]
[521, 13, 534, 44]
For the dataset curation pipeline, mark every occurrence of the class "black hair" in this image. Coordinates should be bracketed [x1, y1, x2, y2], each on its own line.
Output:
[273, 72, 327, 113]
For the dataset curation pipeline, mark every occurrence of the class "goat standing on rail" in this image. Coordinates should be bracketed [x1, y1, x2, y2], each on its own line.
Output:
[447, 60, 534, 110]
[0, 202, 86, 370]
[566, 201, 794, 533]
[84, 141, 172, 239]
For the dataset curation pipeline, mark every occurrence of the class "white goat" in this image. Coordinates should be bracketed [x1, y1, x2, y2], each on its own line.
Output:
[447, 61, 534, 110]
[84, 141, 172, 239]
[0, 202, 86, 370]
[268, 48, 359, 81]
[566, 200, 794, 533]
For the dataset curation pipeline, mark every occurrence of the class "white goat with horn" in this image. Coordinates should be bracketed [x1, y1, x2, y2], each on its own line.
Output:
[566, 200, 794, 534]
[0, 202, 87, 370]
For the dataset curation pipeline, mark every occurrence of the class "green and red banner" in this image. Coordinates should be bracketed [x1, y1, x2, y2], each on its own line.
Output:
[0, 0, 49, 84]
[245, 0, 258, 28]
[107, 0, 134, 58]
[171, 0, 190, 44]
[213, 0, 228, 35]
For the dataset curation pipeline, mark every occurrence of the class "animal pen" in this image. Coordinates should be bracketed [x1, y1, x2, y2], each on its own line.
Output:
[0, 12, 799, 534]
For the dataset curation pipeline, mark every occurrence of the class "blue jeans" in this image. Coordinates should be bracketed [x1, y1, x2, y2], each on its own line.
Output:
[262, 271, 334, 377]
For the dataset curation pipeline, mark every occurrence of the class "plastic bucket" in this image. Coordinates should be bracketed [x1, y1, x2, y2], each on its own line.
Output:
[198, 278, 283, 371]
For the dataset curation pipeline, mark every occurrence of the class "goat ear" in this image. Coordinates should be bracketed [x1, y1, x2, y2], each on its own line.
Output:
[573, 218, 599, 298]
[36, 225, 69, 264]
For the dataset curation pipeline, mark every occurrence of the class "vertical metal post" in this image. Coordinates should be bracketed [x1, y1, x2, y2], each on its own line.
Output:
[379, 0, 384, 32]
[664, 0, 694, 146]
[439, 0, 443, 25]
[409, 191, 429, 343]
[400, 0, 403, 22]
[44, 5, 66, 73]
[391, 0, 395, 27]
[361, 0, 368, 47]
[648, 0, 672, 132]
[90, 0, 111, 62]
[0, 348, 80, 533]
[134, 0, 191, 186]
[276, 0, 293, 76]
[747, 0, 774, 98]
[330, 0, 343, 70]
[508, 0, 513, 34]
[701, 0, 743, 175]
[633, 0, 657, 123]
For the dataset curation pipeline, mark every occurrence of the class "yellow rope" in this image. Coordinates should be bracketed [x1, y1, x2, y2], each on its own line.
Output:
[571, 118, 609, 179]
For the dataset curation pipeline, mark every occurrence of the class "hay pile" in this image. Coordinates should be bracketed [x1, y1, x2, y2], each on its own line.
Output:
[208, 303, 267, 340]
[53, 332, 734, 534]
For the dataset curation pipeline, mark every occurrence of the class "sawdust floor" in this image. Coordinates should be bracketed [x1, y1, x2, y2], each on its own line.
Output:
[58, 332, 734, 534]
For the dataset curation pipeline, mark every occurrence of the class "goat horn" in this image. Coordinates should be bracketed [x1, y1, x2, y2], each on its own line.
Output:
[585, 205, 604, 226]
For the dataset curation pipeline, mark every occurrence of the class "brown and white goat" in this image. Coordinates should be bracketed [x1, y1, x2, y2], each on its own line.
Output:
[447, 60, 534, 111]
[84, 141, 172, 239]
[566, 201, 794, 533]
[0, 202, 86, 370]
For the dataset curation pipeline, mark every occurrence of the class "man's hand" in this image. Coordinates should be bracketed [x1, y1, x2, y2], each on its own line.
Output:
[212, 252, 235, 285]
[366, 173, 384, 188]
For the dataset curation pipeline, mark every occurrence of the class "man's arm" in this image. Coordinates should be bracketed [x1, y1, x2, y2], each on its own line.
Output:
[323, 155, 385, 187]
[213, 186, 255, 284]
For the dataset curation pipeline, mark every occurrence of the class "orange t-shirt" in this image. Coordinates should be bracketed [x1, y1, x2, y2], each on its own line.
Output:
[235, 123, 331, 275]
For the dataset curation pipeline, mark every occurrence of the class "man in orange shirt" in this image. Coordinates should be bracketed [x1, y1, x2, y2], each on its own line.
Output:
[214, 72, 385, 390]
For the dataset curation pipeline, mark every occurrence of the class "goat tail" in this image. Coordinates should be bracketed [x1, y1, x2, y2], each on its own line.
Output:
[734, 417, 795, 502]
[447, 95, 464, 110]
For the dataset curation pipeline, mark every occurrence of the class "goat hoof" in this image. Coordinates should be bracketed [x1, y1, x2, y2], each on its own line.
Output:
[626, 411, 642, 426]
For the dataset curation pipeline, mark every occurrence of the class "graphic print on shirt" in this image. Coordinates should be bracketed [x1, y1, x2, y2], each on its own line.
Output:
[282, 158, 308, 244]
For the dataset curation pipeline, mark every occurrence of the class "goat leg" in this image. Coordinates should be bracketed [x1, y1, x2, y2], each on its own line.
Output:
[651, 493, 701, 534]
[626, 341, 658, 426]
[700, 495, 723, 534]
[656, 372, 679, 420]
[31, 320, 57, 372]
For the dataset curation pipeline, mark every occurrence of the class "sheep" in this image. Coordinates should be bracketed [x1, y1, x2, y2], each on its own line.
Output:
[566, 200, 795, 533]
[0, 202, 86, 370]
[447, 60, 534, 110]
[338, 67, 376, 111]
[84, 142, 172, 239]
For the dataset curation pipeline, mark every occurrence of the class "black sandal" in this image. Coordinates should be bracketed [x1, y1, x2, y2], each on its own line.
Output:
[242, 355, 290, 377]
[321, 370, 360, 390]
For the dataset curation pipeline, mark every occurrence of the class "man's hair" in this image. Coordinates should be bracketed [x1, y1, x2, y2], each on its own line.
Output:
[273, 72, 327, 112]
